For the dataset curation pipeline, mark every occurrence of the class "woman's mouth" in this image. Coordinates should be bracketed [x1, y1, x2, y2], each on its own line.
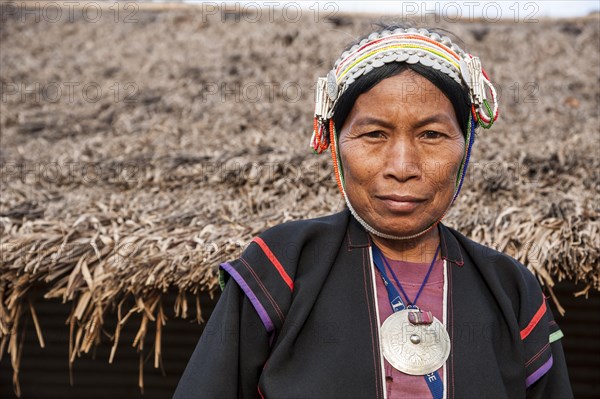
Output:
[375, 194, 426, 213]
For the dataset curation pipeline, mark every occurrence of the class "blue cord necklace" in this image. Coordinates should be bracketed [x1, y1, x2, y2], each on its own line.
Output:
[372, 243, 447, 399]
[375, 244, 440, 310]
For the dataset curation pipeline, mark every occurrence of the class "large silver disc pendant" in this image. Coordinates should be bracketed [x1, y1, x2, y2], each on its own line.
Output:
[380, 310, 450, 375]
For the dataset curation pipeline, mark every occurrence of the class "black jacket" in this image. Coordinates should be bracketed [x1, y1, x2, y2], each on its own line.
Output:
[174, 210, 573, 398]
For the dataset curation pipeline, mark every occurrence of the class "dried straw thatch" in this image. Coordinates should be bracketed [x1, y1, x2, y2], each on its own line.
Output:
[1, 3, 599, 395]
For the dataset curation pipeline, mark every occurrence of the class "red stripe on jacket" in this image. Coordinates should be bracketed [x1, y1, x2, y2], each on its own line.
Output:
[252, 237, 294, 291]
[520, 297, 546, 340]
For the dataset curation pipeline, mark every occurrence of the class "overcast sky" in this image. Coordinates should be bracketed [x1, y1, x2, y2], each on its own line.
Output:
[179, 1, 599, 18]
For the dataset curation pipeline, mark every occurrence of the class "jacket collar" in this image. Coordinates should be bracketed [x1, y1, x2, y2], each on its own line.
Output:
[346, 210, 464, 266]
[346, 211, 371, 249]
[438, 223, 464, 266]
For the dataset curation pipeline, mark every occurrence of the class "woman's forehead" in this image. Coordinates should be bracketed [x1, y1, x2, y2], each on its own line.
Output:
[350, 73, 457, 122]
[358, 72, 448, 103]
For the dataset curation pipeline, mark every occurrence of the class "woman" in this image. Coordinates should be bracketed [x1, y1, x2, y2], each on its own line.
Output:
[174, 24, 572, 399]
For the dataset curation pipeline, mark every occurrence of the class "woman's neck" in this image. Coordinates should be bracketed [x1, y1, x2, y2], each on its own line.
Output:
[370, 226, 441, 263]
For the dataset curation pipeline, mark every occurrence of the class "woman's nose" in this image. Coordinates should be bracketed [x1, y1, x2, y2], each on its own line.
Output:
[382, 137, 421, 182]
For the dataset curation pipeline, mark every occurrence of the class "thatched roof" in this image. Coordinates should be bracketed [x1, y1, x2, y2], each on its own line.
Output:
[1, 3, 599, 395]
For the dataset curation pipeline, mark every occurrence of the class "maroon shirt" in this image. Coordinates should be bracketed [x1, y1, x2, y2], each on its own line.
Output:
[375, 257, 445, 399]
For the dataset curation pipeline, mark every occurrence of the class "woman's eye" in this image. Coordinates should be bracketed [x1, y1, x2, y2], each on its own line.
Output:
[422, 130, 445, 139]
[363, 131, 386, 139]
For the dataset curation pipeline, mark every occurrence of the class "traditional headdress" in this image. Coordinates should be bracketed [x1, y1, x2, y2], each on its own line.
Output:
[310, 27, 499, 240]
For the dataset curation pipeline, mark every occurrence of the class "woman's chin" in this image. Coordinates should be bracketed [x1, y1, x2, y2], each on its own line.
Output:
[364, 200, 448, 237]
[368, 218, 433, 238]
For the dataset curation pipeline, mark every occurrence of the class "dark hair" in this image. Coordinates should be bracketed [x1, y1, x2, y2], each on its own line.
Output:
[331, 24, 472, 135]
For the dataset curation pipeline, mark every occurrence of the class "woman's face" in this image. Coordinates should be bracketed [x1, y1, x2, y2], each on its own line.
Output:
[338, 70, 465, 238]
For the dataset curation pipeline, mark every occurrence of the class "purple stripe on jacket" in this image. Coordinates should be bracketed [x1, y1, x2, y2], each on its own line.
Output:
[526, 355, 553, 388]
[220, 262, 275, 333]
